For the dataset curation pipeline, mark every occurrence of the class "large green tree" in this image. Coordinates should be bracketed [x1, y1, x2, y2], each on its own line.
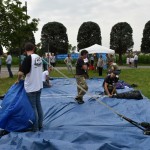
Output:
[77, 21, 101, 50]
[0, 0, 39, 55]
[41, 22, 68, 54]
[141, 21, 150, 53]
[110, 22, 134, 64]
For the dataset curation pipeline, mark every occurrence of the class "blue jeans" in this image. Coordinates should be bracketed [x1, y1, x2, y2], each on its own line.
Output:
[27, 90, 43, 131]
[6, 64, 13, 77]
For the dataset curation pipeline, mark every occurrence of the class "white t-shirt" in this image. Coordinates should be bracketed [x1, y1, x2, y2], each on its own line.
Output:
[64, 57, 72, 65]
[6, 55, 12, 64]
[24, 54, 43, 93]
[130, 58, 134, 63]
[50, 56, 56, 63]
[84, 58, 88, 63]
[134, 55, 138, 60]
[42, 70, 49, 82]
[126, 58, 129, 64]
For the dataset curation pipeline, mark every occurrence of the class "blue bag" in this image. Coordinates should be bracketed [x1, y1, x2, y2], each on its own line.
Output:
[0, 80, 35, 132]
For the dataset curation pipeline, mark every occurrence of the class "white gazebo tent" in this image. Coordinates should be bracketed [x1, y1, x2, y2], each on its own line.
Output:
[79, 44, 115, 54]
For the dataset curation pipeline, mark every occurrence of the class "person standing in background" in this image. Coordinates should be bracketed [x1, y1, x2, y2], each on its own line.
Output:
[20, 51, 26, 66]
[64, 54, 74, 74]
[134, 53, 138, 68]
[50, 53, 56, 67]
[97, 55, 104, 76]
[47, 53, 51, 65]
[93, 53, 98, 72]
[6, 52, 13, 78]
[42, 54, 48, 71]
[105, 54, 109, 69]
[90, 54, 94, 67]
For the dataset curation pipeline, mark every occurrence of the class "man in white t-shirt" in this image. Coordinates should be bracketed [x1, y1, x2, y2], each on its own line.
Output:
[17, 42, 43, 132]
[64, 54, 73, 74]
[50, 53, 56, 67]
[6, 52, 13, 78]
[42, 66, 52, 88]
[134, 54, 138, 68]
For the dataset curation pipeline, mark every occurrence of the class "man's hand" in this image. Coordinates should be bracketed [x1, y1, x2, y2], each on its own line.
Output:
[108, 94, 112, 97]
[16, 71, 24, 84]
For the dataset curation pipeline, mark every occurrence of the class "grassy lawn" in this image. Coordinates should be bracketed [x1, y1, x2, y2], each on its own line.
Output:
[119, 69, 150, 99]
[0, 68, 150, 99]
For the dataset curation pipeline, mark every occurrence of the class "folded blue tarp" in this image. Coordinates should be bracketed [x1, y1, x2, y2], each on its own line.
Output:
[0, 80, 35, 132]
[0, 78, 150, 150]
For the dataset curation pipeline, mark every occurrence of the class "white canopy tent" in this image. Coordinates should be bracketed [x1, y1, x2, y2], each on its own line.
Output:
[79, 44, 115, 54]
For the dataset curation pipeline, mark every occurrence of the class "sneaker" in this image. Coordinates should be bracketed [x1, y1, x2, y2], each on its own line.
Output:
[77, 100, 84, 104]
[75, 97, 84, 104]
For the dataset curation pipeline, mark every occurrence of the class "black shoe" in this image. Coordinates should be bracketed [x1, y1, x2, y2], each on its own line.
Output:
[77, 100, 84, 104]
[75, 97, 84, 104]
[0, 130, 9, 137]
[39, 126, 43, 131]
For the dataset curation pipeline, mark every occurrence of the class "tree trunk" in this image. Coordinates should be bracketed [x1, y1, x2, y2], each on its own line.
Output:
[118, 53, 123, 65]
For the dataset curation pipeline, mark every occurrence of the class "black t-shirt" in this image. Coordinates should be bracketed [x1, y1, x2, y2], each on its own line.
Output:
[19, 55, 31, 76]
[76, 57, 87, 75]
[103, 75, 118, 87]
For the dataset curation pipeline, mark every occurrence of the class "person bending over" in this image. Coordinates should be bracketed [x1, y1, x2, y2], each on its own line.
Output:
[103, 70, 118, 97]
[17, 42, 43, 132]
[42, 66, 52, 88]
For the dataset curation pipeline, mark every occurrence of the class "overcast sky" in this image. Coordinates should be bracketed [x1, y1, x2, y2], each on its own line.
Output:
[20, 0, 150, 50]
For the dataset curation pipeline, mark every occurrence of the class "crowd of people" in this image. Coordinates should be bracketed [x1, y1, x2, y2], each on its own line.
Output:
[0, 49, 139, 79]
[0, 44, 140, 136]
[126, 53, 139, 68]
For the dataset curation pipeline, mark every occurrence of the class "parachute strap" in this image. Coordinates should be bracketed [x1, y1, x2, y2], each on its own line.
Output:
[42, 58, 150, 135]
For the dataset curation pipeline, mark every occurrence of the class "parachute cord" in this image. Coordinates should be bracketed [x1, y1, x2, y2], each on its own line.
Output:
[42, 59, 145, 131]
[43, 59, 122, 115]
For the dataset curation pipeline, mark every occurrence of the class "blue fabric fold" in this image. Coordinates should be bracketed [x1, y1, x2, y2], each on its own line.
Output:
[0, 78, 150, 150]
[0, 80, 35, 132]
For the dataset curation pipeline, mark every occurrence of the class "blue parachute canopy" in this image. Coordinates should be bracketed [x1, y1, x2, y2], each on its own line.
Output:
[0, 80, 35, 132]
[0, 78, 150, 150]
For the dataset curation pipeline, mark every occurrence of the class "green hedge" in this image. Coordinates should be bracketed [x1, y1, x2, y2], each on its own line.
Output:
[1, 54, 150, 66]
[115, 54, 150, 65]
[138, 54, 150, 64]
[1, 56, 19, 66]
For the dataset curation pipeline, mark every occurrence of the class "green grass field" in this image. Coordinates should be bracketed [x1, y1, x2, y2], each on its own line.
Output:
[0, 68, 150, 99]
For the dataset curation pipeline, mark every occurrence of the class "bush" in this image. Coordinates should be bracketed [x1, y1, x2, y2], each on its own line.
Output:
[56, 59, 77, 67]
[139, 54, 150, 64]
[115, 53, 150, 65]
[1, 56, 19, 66]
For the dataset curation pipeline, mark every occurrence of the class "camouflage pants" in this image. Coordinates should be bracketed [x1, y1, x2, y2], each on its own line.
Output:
[104, 84, 117, 95]
[75, 75, 88, 99]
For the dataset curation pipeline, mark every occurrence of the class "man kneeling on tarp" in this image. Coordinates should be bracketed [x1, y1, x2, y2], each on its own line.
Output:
[42, 66, 53, 88]
[103, 70, 118, 97]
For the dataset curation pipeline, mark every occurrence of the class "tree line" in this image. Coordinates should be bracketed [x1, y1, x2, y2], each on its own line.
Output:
[0, 0, 150, 64]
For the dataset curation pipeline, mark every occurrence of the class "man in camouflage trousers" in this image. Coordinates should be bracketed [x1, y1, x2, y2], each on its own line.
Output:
[75, 50, 89, 104]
